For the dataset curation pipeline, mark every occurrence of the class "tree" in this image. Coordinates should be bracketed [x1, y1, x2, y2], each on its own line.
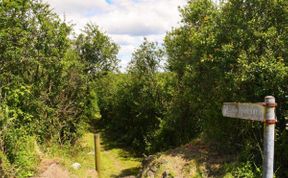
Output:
[128, 38, 163, 75]
[98, 39, 168, 153]
[124, 39, 165, 153]
[75, 24, 120, 131]
[0, 0, 90, 176]
[75, 24, 119, 75]
[165, 0, 288, 176]
[164, 0, 217, 146]
[0, 0, 71, 139]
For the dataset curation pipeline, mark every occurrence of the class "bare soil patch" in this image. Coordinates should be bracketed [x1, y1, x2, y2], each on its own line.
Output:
[139, 139, 236, 178]
[33, 159, 70, 178]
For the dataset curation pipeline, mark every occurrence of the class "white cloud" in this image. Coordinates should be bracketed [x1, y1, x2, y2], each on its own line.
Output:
[45, 0, 186, 71]
[46, 0, 109, 15]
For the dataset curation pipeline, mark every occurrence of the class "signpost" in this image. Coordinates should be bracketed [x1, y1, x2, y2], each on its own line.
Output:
[222, 103, 265, 121]
[222, 96, 277, 178]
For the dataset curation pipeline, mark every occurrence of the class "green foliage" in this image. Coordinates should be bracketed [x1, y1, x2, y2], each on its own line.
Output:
[276, 131, 288, 177]
[164, 0, 217, 147]
[0, 0, 113, 175]
[225, 161, 261, 178]
[1, 0, 287, 176]
[75, 23, 119, 75]
[124, 40, 165, 153]
[0, 151, 13, 177]
[96, 72, 126, 127]
[97, 40, 171, 153]
[0, 0, 72, 143]
[165, 0, 288, 176]
[4, 129, 40, 177]
[54, 49, 91, 144]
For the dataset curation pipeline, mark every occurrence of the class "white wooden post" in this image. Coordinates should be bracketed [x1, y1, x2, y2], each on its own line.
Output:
[263, 96, 276, 178]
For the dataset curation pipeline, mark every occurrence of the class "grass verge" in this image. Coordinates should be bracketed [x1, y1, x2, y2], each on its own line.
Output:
[42, 132, 142, 177]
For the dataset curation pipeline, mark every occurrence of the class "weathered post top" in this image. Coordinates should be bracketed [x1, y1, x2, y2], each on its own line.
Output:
[264, 96, 277, 125]
[265, 96, 275, 105]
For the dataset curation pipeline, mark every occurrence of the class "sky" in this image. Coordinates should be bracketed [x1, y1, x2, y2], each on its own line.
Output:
[45, 0, 187, 71]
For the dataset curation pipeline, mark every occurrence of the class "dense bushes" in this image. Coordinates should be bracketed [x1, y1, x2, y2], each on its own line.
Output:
[97, 40, 203, 153]
[0, 0, 118, 176]
[1, 1, 69, 175]
[97, 40, 173, 153]
[97, 0, 288, 177]
[165, 0, 288, 176]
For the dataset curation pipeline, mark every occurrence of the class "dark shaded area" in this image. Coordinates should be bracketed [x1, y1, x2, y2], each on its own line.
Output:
[88, 119, 142, 177]
[111, 167, 140, 178]
[89, 119, 141, 157]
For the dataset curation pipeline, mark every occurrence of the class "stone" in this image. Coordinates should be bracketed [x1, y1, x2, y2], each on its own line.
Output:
[142, 155, 155, 166]
[150, 165, 158, 172]
[71, 162, 81, 170]
[147, 170, 155, 178]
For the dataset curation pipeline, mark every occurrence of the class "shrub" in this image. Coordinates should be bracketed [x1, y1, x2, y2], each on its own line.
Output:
[4, 129, 40, 177]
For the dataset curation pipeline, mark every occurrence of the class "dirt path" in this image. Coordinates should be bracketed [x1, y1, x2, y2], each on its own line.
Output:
[39, 132, 141, 178]
[33, 160, 70, 178]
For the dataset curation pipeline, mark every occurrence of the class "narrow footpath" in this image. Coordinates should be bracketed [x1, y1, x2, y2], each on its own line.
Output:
[35, 132, 141, 178]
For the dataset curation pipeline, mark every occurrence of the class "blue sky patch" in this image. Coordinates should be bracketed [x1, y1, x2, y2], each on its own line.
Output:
[106, 0, 113, 4]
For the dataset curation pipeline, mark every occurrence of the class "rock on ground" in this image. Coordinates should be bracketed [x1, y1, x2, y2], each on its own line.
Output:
[71, 162, 81, 170]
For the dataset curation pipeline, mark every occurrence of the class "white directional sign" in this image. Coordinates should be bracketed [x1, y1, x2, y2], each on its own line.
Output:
[222, 102, 266, 121]
[222, 97, 277, 178]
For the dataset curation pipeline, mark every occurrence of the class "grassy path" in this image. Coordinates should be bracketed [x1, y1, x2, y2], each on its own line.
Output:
[45, 132, 141, 177]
